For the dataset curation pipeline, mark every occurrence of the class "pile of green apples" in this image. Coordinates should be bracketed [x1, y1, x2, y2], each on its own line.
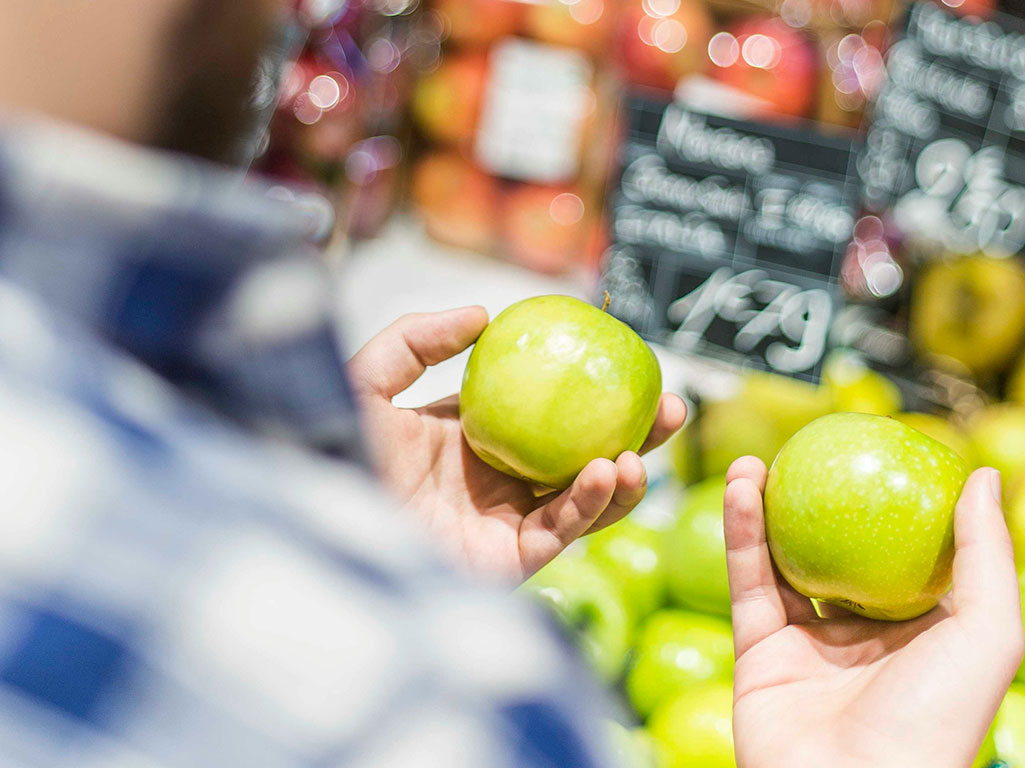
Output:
[521, 350, 1025, 767]
[523, 476, 735, 767]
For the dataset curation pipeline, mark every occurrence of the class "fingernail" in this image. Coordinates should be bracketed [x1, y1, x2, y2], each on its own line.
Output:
[990, 469, 1002, 504]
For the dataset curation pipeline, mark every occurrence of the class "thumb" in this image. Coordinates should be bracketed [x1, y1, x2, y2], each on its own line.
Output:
[952, 468, 1024, 665]
[347, 306, 488, 401]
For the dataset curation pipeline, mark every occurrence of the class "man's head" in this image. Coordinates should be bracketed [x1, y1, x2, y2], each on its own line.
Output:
[0, 0, 282, 163]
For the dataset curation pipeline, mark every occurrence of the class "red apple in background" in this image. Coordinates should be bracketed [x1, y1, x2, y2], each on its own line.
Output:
[709, 16, 819, 119]
[411, 52, 488, 145]
[524, 0, 615, 55]
[412, 151, 498, 252]
[500, 184, 591, 274]
[616, 0, 714, 92]
[431, 0, 524, 47]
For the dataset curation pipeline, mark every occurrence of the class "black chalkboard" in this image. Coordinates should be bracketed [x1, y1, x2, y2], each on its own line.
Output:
[860, 2, 1025, 256]
[601, 96, 862, 383]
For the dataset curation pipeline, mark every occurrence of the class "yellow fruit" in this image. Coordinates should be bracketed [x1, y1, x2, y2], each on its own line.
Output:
[966, 403, 1025, 494]
[823, 351, 902, 415]
[740, 371, 833, 440]
[698, 398, 782, 478]
[910, 256, 1025, 377]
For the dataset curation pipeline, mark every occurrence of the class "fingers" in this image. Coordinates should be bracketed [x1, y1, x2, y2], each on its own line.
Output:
[639, 394, 687, 455]
[582, 452, 648, 535]
[724, 457, 816, 659]
[518, 458, 618, 577]
[952, 468, 1024, 666]
[726, 455, 768, 486]
[347, 306, 489, 401]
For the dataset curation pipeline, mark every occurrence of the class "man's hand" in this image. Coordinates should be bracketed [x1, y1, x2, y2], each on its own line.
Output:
[725, 456, 1024, 768]
[347, 306, 686, 581]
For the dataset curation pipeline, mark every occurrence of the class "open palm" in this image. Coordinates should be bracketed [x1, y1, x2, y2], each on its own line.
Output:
[724, 456, 1024, 768]
[347, 306, 686, 581]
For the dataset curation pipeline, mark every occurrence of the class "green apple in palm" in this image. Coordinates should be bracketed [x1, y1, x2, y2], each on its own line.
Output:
[626, 609, 733, 718]
[520, 554, 632, 681]
[966, 404, 1025, 495]
[460, 295, 661, 490]
[666, 476, 730, 616]
[648, 682, 735, 768]
[995, 684, 1025, 766]
[586, 518, 667, 620]
[765, 413, 968, 621]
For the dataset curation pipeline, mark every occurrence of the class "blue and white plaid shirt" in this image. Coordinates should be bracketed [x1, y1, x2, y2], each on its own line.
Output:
[0, 120, 615, 767]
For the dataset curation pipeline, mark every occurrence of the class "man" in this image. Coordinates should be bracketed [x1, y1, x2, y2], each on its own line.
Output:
[0, 1, 1019, 767]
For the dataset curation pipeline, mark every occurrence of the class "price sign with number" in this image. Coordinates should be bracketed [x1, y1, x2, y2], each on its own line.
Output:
[601, 96, 861, 382]
[861, 2, 1025, 255]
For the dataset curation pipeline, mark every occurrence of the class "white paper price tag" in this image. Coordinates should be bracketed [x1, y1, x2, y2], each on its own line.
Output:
[475, 39, 593, 183]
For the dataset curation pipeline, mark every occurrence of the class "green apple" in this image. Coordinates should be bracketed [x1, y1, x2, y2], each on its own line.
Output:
[893, 412, 970, 462]
[823, 351, 902, 416]
[626, 609, 734, 718]
[520, 554, 632, 681]
[460, 295, 661, 490]
[764, 413, 968, 621]
[603, 720, 664, 768]
[910, 256, 1025, 377]
[666, 476, 731, 616]
[648, 681, 735, 768]
[699, 398, 782, 478]
[966, 404, 1025, 494]
[586, 519, 667, 620]
[995, 684, 1025, 767]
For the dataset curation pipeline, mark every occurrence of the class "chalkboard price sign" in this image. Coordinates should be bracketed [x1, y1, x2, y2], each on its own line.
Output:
[861, 2, 1025, 256]
[601, 96, 861, 382]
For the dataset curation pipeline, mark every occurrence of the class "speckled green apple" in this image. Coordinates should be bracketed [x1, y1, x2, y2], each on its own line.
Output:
[626, 609, 733, 718]
[460, 295, 661, 490]
[764, 413, 968, 621]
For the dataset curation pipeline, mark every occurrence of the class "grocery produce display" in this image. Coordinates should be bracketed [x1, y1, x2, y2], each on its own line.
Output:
[251, 1, 1025, 764]
[519, 361, 1025, 766]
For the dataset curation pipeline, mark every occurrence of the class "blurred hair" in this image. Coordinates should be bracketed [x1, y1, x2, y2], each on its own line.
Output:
[152, 0, 276, 164]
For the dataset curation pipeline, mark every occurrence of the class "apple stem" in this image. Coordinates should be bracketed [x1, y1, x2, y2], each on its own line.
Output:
[601, 291, 610, 313]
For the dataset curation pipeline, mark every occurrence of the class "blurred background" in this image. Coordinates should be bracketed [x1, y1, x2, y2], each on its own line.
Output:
[247, 0, 1025, 764]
